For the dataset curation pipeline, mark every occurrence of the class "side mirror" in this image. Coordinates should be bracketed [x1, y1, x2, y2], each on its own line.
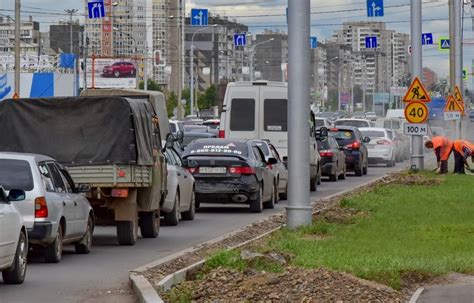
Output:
[319, 127, 328, 138]
[267, 157, 278, 165]
[165, 133, 175, 149]
[363, 137, 371, 143]
[176, 131, 184, 144]
[8, 189, 26, 202]
[182, 159, 198, 168]
[76, 184, 91, 193]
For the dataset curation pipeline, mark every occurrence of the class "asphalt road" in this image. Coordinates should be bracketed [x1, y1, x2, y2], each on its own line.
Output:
[0, 159, 419, 303]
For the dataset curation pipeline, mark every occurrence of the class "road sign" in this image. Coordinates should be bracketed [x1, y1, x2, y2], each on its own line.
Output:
[310, 37, 317, 49]
[365, 36, 377, 49]
[422, 33, 433, 45]
[404, 101, 429, 123]
[439, 37, 450, 50]
[191, 8, 208, 26]
[444, 112, 461, 121]
[403, 77, 431, 103]
[443, 95, 463, 113]
[463, 69, 468, 80]
[12, 92, 19, 100]
[367, 0, 384, 17]
[233, 33, 247, 46]
[454, 86, 465, 115]
[88, 0, 105, 19]
[404, 123, 428, 136]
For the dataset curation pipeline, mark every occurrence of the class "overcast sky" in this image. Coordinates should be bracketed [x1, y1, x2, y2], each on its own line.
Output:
[1, 0, 474, 80]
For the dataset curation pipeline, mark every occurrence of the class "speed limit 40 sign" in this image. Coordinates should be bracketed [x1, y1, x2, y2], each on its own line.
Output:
[404, 101, 429, 123]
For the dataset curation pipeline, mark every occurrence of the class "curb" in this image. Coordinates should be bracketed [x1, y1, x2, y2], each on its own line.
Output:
[409, 287, 425, 303]
[130, 171, 401, 302]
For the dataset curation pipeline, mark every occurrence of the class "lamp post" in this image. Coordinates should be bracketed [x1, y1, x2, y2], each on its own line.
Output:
[190, 24, 217, 116]
[249, 37, 274, 81]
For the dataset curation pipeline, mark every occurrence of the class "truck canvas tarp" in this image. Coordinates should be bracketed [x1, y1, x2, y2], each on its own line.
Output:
[0, 96, 155, 166]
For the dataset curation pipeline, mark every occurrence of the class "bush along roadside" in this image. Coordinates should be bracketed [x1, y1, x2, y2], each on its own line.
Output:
[161, 172, 474, 302]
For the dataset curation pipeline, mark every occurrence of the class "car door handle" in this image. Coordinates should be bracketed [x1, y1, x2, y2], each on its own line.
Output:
[62, 201, 66, 206]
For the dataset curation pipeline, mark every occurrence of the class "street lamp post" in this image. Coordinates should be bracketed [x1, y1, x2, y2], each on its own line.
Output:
[190, 24, 217, 116]
[249, 37, 274, 82]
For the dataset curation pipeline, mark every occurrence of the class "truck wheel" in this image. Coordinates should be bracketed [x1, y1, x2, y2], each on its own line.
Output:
[181, 191, 196, 221]
[116, 220, 137, 246]
[250, 185, 263, 213]
[263, 183, 276, 209]
[2, 231, 27, 284]
[163, 192, 180, 226]
[75, 216, 93, 254]
[45, 224, 63, 263]
[140, 210, 160, 238]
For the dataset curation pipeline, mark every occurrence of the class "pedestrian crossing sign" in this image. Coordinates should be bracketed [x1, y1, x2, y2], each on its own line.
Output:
[438, 37, 450, 51]
[444, 95, 463, 113]
[403, 77, 431, 103]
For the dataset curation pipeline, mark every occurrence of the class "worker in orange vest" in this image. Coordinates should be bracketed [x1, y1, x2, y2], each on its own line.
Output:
[424, 136, 454, 174]
[453, 139, 474, 174]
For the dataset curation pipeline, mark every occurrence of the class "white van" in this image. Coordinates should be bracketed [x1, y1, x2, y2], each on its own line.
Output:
[219, 81, 321, 191]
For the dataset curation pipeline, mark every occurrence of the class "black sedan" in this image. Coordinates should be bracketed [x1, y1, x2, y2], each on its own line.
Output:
[317, 136, 346, 181]
[328, 126, 370, 176]
[182, 138, 277, 213]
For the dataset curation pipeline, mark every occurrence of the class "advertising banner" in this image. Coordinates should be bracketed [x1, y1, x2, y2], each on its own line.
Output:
[81, 58, 137, 89]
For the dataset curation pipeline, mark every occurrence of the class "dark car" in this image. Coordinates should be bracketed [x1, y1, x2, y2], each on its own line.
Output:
[317, 136, 346, 181]
[182, 132, 216, 149]
[182, 139, 277, 213]
[102, 62, 136, 78]
[469, 110, 474, 122]
[328, 126, 370, 176]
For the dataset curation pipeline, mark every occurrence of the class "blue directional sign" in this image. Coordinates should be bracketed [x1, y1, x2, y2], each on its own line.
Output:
[88, 0, 105, 19]
[439, 37, 450, 50]
[422, 33, 433, 45]
[365, 36, 378, 49]
[310, 37, 317, 49]
[191, 8, 208, 26]
[367, 0, 384, 17]
[233, 33, 247, 47]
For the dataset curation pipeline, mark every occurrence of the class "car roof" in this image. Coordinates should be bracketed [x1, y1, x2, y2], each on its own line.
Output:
[190, 138, 250, 144]
[336, 118, 370, 122]
[0, 152, 54, 163]
[329, 126, 359, 131]
[359, 127, 386, 132]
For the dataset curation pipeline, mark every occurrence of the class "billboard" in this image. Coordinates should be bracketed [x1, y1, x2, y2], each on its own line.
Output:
[81, 58, 137, 89]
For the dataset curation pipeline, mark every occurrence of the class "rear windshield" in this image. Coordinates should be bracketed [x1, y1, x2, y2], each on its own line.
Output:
[315, 119, 326, 127]
[186, 141, 249, 157]
[329, 130, 356, 141]
[383, 120, 401, 129]
[252, 142, 270, 156]
[335, 120, 369, 128]
[361, 130, 385, 138]
[317, 140, 331, 150]
[264, 99, 288, 132]
[0, 159, 34, 191]
[230, 99, 255, 131]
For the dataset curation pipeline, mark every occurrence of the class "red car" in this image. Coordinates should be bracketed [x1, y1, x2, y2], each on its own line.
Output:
[102, 62, 136, 78]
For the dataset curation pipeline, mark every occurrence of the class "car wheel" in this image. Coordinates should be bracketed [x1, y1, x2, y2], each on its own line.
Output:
[45, 224, 63, 263]
[181, 190, 196, 221]
[114, 71, 120, 78]
[263, 183, 277, 209]
[75, 216, 93, 254]
[329, 163, 338, 181]
[250, 184, 263, 213]
[2, 231, 27, 284]
[363, 160, 368, 175]
[310, 176, 317, 191]
[163, 191, 180, 226]
[116, 220, 138, 246]
[280, 183, 288, 200]
[355, 162, 363, 176]
[338, 165, 347, 180]
[139, 210, 160, 238]
[317, 167, 322, 185]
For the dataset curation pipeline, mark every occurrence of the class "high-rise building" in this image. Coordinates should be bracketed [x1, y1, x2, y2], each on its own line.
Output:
[50, 21, 81, 55]
[254, 30, 288, 82]
[0, 16, 40, 55]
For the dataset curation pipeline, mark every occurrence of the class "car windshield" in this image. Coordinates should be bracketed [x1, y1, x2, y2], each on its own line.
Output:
[361, 130, 385, 139]
[185, 141, 249, 157]
[329, 130, 356, 141]
[366, 112, 376, 116]
[252, 142, 270, 156]
[0, 159, 34, 191]
[335, 120, 369, 128]
[317, 112, 335, 118]
[383, 120, 401, 129]
[315, 119, 326, 127]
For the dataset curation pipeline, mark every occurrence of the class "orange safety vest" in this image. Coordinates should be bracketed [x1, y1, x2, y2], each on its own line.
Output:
[453, 140, 474, 158]
[432, 136, 453, 161]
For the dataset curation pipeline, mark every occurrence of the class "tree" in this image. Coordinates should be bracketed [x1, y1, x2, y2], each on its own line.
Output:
[197, 85, 217, 110]
[327, 88, 339, 112]
[166, 91, 177, 118]
[139, 79, 163, 91]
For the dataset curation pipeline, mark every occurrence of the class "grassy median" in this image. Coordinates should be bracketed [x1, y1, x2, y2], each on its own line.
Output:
[262, 172, 474, 289]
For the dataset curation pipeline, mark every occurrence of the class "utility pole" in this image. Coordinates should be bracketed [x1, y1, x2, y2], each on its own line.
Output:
[450, 0, 462, 139]
[177, 2, 183, 119]
[14, 0, 20, 97]
[82, 30, 88, 91]
[65, 9, 78, 54]
[410, 0, 424, 169]
[286, 0, 312, 229]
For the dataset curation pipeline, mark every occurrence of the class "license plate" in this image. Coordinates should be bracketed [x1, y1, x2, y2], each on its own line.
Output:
[199, 167, 227, 174]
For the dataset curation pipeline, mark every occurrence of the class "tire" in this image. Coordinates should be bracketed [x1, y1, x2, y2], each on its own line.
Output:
[250, 185, 263, 213]
[263, 183, 277, 209]
[2, 231, 28, 284]
[45, 224, 63, 263]
[355, 162, 363, 176]
[329, 173, 338, 181]
[363, 161, 368, 175]
[387, 160, 394, 167]
[116, 220, 138, 246]
[280, 183, 288, 200]
[317, 167, 322, 185]
[310, 177, 317, 191]
[75, 216, 93, 254]
[181, 190, 196, 221]
[114, 71, 120, 78]
[140, 210, 160, 238]
[338, 165, 347, 180]
[163, 191, 180, 226]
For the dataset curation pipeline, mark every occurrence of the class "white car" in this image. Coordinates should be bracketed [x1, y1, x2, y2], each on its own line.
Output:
[162, 148, 196, 225]
[335, 118, 373, 128]
[359, 128, 396, 167]
[0, 187, 28, 284]
[365, 112, 378, 122]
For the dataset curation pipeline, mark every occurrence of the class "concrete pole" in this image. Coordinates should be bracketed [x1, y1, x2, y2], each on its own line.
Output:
[410, 0, 424, 170]
[190, 43, 195, 116]
[453, 0, 462, 139]
[286, 0, 312, 229]
[250, 46, 254, 82]
[83, 30, 87, 91]
[338, 65, 342, 111]
[14, 0, 20, 97]
[177, 12, 183, 119]
[144, 46, 148, 91]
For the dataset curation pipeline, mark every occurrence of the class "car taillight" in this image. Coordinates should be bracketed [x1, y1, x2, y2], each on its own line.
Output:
[218, 130, 225, 138]
[187, 167, 198, 174]
[376, 139, 391, 145]
[228, 166, 255, 175]
[35, 197, 48, 218]
[347, 141, 361, 150]
[319, 150, 334, 157]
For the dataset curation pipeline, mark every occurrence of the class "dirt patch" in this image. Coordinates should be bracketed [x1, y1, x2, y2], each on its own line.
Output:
[391, 173, 444, 186]
[313, 206, 369, 224]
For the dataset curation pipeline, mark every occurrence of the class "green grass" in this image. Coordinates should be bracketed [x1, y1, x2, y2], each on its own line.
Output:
[265, 173, 474, 289]
[205, 249, 284, 273]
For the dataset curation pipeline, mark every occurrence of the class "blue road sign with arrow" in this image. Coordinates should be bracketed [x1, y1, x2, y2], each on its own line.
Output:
[191, 8, 208, 26]
[422, 33, 433, 45]
[367, 0, 384, 17]
[88, 0, 105, 19]
[233, 33, 247, 47]
[365, 36, 377, 49]
[310, 37, 317, 49]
